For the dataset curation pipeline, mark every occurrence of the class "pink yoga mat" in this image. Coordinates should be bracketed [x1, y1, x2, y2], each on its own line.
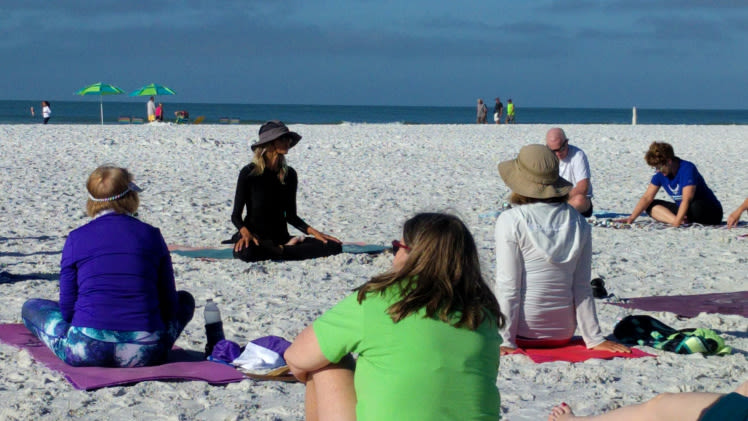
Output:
[0, 324, 246, 390]
[509, 338, 654, 363]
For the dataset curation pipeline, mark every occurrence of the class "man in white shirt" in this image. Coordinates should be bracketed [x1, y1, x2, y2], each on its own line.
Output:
[545, 128, 593, 217]
[146, 97, 156, 122]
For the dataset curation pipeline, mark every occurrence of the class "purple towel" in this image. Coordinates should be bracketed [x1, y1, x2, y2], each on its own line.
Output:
[251, 335, 292, 358]
[0, 323, 245, 390]
[606, 291, 748, 318]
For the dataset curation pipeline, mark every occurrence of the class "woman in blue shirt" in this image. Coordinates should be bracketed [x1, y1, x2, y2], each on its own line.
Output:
[21, 166, 195, 367]
[623, 142, 722, 226]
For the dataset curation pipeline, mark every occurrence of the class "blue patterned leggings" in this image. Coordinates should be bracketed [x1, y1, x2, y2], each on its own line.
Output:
[21, 291, 195, 367]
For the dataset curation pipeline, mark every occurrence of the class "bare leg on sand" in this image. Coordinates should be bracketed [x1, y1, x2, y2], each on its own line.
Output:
[548, 380, 748, 421]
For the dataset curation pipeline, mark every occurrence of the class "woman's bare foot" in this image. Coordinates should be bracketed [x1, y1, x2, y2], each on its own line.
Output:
[285, 236, 305, 246]
[548, 403, 575, 421]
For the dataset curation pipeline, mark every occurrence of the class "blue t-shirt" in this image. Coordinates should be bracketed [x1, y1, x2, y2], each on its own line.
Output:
[650, 159, 720, 207]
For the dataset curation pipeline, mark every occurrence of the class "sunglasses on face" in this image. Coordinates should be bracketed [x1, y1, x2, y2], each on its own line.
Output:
[550, 140, 568, 153]
[391, 240, 411, 254]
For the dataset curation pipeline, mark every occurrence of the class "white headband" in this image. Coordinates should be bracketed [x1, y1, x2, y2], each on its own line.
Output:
[88, 181, 143, 202]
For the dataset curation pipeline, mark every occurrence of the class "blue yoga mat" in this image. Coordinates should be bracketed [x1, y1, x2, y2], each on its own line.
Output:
[592, 210, 630, 219]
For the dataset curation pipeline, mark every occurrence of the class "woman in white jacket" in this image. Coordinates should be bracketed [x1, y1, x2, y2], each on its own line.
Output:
[495, 144, 629, 355]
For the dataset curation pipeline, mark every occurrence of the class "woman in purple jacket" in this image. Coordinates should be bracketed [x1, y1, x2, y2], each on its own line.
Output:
[21, 166, 195, 367]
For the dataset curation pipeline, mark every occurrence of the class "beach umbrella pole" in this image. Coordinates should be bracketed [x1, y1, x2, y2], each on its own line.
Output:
[100, 97, 104, 125]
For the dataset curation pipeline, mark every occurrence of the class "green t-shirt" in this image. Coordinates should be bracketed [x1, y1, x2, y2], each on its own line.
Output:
[313, 289, 501, 421]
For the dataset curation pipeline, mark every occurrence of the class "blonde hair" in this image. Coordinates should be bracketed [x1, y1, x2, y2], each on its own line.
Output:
[357, 213, 504, 330]
[250, 144, 288, 183]
[86, 166, 139, 217]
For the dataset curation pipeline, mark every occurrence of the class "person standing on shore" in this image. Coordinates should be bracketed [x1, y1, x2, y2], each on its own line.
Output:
[506, 99, 515, 124]
[41, 101, 51, 124]
[494, 98, 504, 124]
[477, 99, 488, 124]
[546, 128, 594, 217]
[155, 103, 164, 122]
[147, 97, 156, 122]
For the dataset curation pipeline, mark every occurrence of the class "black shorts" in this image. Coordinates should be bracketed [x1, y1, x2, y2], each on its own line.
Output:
[699, 392, 748, 421]
[581, 202, 593, 218]
[646, 199, 723, 225]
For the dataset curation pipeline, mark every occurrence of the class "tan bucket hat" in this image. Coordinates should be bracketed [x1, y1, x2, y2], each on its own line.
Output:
[251, 120, 301, 151]
[498, 144, 572, 199]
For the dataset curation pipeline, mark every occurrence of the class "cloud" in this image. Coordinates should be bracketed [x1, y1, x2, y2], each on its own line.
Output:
[635, 16, 729, 42]
[605, 0, 748, 11]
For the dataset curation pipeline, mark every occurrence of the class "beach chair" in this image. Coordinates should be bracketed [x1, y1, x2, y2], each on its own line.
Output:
[230, 118, 240, 124]
[175, 111, 190, 124]
[131, 117, 144, 124]
[219, 117, 230, 124]
[193, 116, 205, 125]
[118, 116, 131, 124]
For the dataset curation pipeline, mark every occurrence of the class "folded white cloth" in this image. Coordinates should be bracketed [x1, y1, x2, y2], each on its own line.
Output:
[232, 342, 285, 372]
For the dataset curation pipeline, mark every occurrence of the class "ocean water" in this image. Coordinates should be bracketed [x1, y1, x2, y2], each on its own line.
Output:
[2, 100, 748, 125]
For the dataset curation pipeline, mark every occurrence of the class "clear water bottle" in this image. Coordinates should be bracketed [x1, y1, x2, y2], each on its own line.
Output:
[204, 299, 225, 357]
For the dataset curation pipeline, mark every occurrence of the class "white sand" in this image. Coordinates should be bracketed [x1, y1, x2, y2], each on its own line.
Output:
[0, 123, 746, 420]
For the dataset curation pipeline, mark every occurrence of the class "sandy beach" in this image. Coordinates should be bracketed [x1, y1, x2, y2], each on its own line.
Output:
[0, 123, 746, 420]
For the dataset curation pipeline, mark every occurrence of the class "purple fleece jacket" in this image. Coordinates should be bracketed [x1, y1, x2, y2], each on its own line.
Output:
[59, 213, 177, 331]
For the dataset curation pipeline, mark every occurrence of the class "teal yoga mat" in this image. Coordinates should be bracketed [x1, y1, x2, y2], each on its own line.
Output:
[170, 243, 389, 259]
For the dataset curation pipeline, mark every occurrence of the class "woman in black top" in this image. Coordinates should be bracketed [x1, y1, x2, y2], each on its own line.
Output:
[231, 120, 341, 262]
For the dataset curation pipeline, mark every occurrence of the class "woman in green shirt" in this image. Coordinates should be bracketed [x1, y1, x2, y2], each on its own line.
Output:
[285, 213, 505, 421]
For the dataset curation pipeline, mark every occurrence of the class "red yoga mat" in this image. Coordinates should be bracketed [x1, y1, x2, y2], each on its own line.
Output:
[509, 338, 654, 363]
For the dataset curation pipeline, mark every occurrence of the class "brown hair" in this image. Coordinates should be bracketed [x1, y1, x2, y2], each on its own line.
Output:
[644, 142, 675, 167]
[356, 213, 504, 330]
[509, 192, 569, 205]
[86, 166, 139, 217]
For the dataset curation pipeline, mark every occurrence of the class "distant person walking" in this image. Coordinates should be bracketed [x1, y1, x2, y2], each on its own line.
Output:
[41, 101, 51, 124]
[476, 99, 488, 124]
[506, 99, 515, 124]
[147, 97, 156, 122]
[494, 98, 504, 124]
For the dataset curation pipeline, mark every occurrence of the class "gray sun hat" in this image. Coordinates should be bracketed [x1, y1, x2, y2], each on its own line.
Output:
[498, 144, 572, 199]
[251, 120, 301, 151]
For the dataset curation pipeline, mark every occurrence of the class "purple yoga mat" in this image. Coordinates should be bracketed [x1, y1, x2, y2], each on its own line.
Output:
[0, 324, 246, 390]
[606, 291, 748, 318]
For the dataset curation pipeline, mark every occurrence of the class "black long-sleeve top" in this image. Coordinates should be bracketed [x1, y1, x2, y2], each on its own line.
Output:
[231, 164, 310, 244]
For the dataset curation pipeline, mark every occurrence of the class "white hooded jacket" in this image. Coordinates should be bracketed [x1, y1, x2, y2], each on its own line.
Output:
[494, 202, 604, 348]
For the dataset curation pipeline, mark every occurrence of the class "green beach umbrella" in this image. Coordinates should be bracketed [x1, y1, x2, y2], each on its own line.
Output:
[75, 82, 125, 125]
[129, 83, 177, 97]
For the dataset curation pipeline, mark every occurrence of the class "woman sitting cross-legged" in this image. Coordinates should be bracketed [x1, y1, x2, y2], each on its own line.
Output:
[22, 165, 194, 367]
[495, 145, 630, 355]
[622, 141, 723, 227]
[230, 120, 342, 262]
[284, 213, 505, 421]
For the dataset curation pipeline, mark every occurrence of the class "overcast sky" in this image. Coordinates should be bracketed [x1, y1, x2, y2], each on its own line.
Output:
[2, 1, 747, 108]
